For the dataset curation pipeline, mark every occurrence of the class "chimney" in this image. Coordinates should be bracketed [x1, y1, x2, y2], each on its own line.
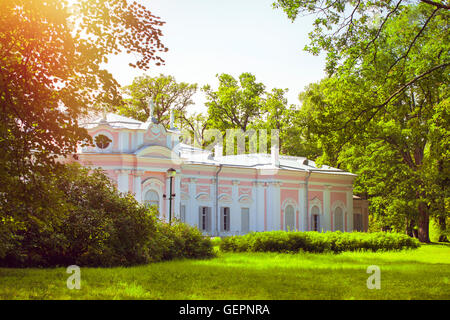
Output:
[214, 142, 223, 158]
[271, 143, 279, 167]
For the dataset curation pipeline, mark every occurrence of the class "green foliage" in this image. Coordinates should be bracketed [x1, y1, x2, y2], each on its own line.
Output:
[200, 72, 322, 157]
[1, 244, 448, 299]
[429, 216, 450, 242]
[203, 72, 266, 133]
[116, 74, 198, 126]
[0, 0, 167, 249]
[0, 164, 213, 267]
[154, 220, 215, 261]
[220, 231, 420, 254]
[273, 0, 449, 75]
[210, 237, 222, 247]
[294, 4, 449, 242]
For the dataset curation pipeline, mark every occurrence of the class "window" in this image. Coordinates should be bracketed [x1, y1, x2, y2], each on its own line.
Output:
[221, 207, 230, 232]
[180, 205, 186, 223]
[353, 213, 363, 232]
[95, 134, 112, 149]
[284, 205, 295, 231]
[144, 190, 159, 213]
[199, 207, 211, 232]
[311, 205, 320, 232]
[334, 207, 344, 231]
[241, 208, 249, 234]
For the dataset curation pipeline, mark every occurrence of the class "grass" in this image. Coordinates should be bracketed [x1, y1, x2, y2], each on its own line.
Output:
[0, 243, 449, 300]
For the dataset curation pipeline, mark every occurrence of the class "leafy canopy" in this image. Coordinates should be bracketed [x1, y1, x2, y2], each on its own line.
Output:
[0, 0, 167, 243]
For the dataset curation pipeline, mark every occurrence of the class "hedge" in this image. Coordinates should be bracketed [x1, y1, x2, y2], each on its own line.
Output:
[219, 231, 420, 253]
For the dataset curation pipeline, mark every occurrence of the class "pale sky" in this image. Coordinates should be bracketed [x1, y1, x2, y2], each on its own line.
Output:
[105, 0, 326, 113]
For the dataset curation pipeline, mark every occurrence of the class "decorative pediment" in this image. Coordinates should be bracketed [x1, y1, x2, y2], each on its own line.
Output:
[135, 145, 181, 164]
[239, 187, 252, 198]
[331, 200, 346, 212]
[196, 192, 211, 202]
[218, 193, 232, 204]
[143, 123, 167, 147]
[309, 197, 322, 214]
[142, 177, 164, 192]
[238, 195, 252, 204]
[282, 198, 298, 210]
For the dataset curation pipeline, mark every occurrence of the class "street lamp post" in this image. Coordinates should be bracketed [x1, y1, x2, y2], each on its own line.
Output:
[164, 168, 176, 224]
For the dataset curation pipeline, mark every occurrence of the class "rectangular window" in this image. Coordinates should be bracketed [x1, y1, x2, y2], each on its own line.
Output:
[353, 213, 363, 232]
[221, 207, 230, 232]
[199, 207, 211, 232]
[241, 208, 249, 234]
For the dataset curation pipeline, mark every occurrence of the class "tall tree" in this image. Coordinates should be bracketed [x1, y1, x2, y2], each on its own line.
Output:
[117, 74, 198, 126]
[262, 88, 322, 158]
[296, 4, 449, 242]
[0, 0, 167, 255]
[203, 73, 266, 132]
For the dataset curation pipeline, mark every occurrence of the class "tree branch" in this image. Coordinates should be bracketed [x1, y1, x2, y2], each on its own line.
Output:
[386, 7, 439, 76]
[420, 0, 450, 10]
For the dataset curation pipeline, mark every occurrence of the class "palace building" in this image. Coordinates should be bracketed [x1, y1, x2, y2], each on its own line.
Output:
[71, 107, 369, 236]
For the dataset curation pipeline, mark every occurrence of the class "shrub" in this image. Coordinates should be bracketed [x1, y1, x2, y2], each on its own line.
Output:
[210, 237, 222, 247]
[220, 231, 420, 254]
[152, 217, 215, 261]
[0, 164, 214, 267]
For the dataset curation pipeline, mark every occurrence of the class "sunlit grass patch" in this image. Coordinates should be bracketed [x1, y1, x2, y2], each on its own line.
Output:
[0, 243, 448, 300]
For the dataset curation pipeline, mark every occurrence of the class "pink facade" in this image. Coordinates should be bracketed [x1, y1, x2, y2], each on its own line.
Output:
[69, 112, 368, 236]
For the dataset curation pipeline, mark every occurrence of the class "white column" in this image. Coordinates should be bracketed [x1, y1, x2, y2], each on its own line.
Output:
[298, 183, 305, 231]
[346, 188, 354, 232]
[231, 180, 240, 235]
[119, 132, 130, 152]
[250, 181, 258, 232]
[188, 178, 197, 227]
[267, 181, 281, 231]
[266, 182, 273, 231]
[134, 171, 144, 203]
[211, 177, 218, 236]
[116, 169, 129, 194]
[274, 182, 281, 231]
[136, 132, 144, 149]
[256, 182, 265, 232]
[324, 185, 331, 232]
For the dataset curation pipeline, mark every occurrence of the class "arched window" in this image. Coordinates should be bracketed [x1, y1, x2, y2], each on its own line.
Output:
[144, 190, 160, 213]
[285, 205, 295, 231]
[311, 205, 320, 232]
[334, 207, 344, 231]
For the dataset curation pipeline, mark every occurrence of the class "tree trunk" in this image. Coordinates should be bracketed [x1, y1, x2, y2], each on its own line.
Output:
[438, 216, 448, 242]
[405, 218, 414, 237]
[417, 201, 430, 243]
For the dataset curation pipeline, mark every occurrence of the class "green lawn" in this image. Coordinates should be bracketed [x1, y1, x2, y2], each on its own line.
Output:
[0, 244, 449, 300]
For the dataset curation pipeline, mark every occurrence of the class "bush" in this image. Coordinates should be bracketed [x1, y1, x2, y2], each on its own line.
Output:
[210, 237, 222, 247]
[0, 164, 214, 267]
[220, 231, 420, 254]
[154, 219, 215, 261]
